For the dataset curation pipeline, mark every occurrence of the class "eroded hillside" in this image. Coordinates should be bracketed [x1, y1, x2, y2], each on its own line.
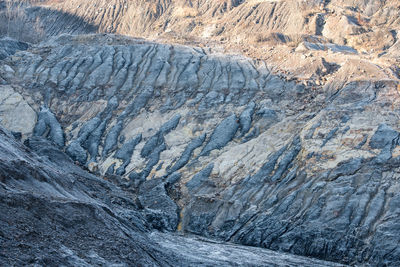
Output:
[1, 33, 400, 265]
[1, 124, 348, 266]
[1, 0, 400, 266]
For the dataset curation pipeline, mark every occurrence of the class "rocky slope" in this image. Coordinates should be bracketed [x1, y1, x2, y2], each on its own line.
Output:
[1, 0, 399, 92]
[8, 0, 399, 48]
[1, 0, 400, 266]
[0, 125, 346, 266]
[1, 33, 400, 266]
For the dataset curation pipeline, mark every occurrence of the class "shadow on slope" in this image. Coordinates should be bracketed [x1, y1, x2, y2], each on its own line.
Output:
[0, 4, 98, 43]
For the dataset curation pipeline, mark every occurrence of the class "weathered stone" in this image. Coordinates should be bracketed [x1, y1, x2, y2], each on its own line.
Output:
[0, 38, 29, 60]
[168, 133, 206, 174]
[102, 121, 123, 157]
[369, 124, 399, 150]
[138, 178, 179, 231]
[114, 134, 142, 174]
[200, 114, 239, 156]
[186, 163, 214, 192]
[239, 102, 256, 136]
[33, 106, 64, 148]
[0, 85, 36, 137]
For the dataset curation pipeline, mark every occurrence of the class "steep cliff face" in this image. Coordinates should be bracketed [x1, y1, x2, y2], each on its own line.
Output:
[1, 34, 400, 265]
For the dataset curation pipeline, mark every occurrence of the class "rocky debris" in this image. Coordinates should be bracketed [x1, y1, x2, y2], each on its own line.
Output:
[138, 178, 179, 231]
[151, 232, 346, 267]
[65, 141, 87, 166]
[0, 127, 169, 266]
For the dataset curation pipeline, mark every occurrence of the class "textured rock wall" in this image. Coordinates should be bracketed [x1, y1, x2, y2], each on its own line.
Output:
[0, 126, 346, 266]
[1, 34, 400, 265]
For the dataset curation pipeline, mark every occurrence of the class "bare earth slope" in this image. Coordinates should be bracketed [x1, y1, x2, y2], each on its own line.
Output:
[1, 0, 399, 87]
[1, 0, 400, 266]
[1, 33, 400, 266]
[0, 125, 346, 266]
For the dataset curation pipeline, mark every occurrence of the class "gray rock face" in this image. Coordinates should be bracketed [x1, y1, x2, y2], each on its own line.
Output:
[138, 178, 179, 231]
[0, 85, 36, 136]
[0, 38, 28, 60]
[239, 102, 256, 136]
[0, 127, 344, 267]
[2, 34, 400, 266]
[65, 140, 87, 165]
[167, 133, 206, 174]
[369, 123, 399, 149]
[102, 121, 123, 157]
[186, 163, 214, 192]
[0, 127, 167, 266]
[200, 114, 239, 156]
[114, 134, 142, 175]
[141, 114, 181, 159]
[33, 106, 64, 147]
